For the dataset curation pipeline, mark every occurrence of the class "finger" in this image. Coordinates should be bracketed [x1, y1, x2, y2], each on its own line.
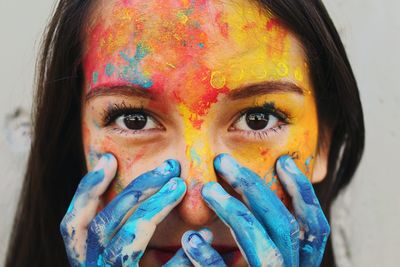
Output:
[181, 230, 225, 267]
[214, 153, 299, 266]
[60, 153, 117, 266]
[202, 182, 283, 267]
[276, 155, 330, 266]
[163, 229, 213, 267]
[86, 159, 180, 265]
[101, 177, 187, 266]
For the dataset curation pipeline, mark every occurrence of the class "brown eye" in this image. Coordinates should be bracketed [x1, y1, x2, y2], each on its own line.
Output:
[124, 114, 147, 130]
[115, 112, 160, 131]
[233, 109, 280, 132]
[246, 112, 269, 130]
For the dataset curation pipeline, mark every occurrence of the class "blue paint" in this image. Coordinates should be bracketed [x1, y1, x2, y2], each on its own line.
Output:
[92, 71, 99, 84]
[60, 154, 113, 267]
[213, 153, 298, 266]
[163, 228, 214, 267]
[190, 147, 201, 165]
[105, 63, 115, 77]
[86, 160, 181, 266]
[202, 182, 283, 266]
[100, 178, 186, 266]
[119, 43, 153, 88]
[61, 156, 185, 267]
[305, 155, 313, 173]
[277, 155, 330, 266]
[198, 42, 205, 48]
[182, 231, 226, 267]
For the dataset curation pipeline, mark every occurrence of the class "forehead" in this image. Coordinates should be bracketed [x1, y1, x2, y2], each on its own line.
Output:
[83, 0, 308, 97]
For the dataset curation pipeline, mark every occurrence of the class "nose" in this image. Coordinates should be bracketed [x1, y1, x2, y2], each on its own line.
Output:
[175, 121, 219, 226]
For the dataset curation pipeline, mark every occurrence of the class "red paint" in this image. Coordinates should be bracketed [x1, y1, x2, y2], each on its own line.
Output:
[215, 11, 229, 38]
[243, 21, 258, 30]
[266, 18, 282, 31]
[260, 148, 270, 156]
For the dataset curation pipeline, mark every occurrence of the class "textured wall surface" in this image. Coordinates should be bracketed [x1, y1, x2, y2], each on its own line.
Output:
[0, 0, 399, 266]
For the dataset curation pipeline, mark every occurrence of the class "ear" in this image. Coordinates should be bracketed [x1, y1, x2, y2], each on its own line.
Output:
[311, 142, 329, 184]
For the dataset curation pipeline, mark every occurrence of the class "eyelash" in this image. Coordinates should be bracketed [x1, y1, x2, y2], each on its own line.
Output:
[230, 102, 290, 140]
[101, 101, 290, 140]
[101, 102, 163, 135]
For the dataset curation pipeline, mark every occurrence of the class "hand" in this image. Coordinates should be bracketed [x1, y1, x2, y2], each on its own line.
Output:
[166, 154, 330, 267]
[60, 154, 187, 266]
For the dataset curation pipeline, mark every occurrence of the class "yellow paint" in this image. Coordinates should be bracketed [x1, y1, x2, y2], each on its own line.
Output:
[178, 104, 216, 183]
[83, 0, 320, 207]
[210, 71, 226, 89]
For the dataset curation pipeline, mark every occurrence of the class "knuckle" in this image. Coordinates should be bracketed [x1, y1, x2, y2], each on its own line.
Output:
[59, 218, 68, 235]
[287, 214, 300, 236]
[321, 220, 331, 236]
[318, 215, 331, 236]
[60, 214, 72, 237]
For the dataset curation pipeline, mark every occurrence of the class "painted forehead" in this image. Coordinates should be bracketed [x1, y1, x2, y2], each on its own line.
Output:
[83, 0, 309, 100]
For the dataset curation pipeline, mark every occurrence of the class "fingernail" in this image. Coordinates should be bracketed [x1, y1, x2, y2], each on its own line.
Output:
[156, 159, 179, 175]
[198, 228, 213, 243]
[188, 233, 204, 247]
[202, 182, 229, 199]
[167, 178, 178, 191]
[94, 153, 116, 171]
[279, 156, 300, 174]
[214, 153, 239, 175]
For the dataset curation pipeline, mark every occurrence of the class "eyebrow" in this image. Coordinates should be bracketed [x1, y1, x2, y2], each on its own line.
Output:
[227, 81, 304, 100]
[85, 85, 154, 102]
[85, 81, 304, 102]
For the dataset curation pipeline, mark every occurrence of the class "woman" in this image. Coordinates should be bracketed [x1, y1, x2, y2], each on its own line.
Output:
[5, 0, 364, 266]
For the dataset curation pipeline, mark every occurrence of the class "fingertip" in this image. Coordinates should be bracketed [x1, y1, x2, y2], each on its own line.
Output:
[94, 153, 118, 179]
[201, 182, 229, 203]
[198, 228, 213, 243]
[277, 155, 300, 175]
[166, 177, 187, 198]
[163, 159, 181, 176]
[213, 153, 235, 173]
[182, 231, 207, 248]
[201, 181, 218, 197]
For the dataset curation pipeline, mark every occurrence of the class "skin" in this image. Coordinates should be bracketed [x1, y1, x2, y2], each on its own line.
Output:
[60, 0, 331, 266]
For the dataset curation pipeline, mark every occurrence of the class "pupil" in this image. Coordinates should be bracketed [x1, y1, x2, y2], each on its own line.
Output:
[246, 112, 269, 130]
[124, 114, 147, 130]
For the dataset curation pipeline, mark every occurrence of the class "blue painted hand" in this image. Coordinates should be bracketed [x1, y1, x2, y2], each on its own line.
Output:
[165, 154, 330, 267]
[60, 154, 186, 266]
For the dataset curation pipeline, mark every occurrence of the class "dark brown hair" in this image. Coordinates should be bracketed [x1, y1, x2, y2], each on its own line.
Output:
[5, 0, 364, 266]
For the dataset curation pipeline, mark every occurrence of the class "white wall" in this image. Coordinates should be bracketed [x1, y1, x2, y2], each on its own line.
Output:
[0, 0, 399, 266]
[0, 0, 55, 264]
[326, 1, 400, 266]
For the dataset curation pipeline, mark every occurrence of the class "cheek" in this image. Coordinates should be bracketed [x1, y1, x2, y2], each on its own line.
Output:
[82, 121, 167, 202]
[228, 125, 318, 206]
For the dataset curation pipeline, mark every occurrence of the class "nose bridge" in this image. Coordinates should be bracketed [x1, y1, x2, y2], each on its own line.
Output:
[176, 105, 218, 226]
[178, 105, 217, 184]
[183, 131, 216, 184]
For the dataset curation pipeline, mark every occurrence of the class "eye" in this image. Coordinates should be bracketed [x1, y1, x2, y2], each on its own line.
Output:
[229, 105, 289, 139]
[115, 112, 159, 131]
[234, 109, 280, 131]
[102, 103, 164, 134]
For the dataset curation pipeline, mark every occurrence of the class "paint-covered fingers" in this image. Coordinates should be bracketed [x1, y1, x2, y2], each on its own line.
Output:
[101, 178, 187, 266]
[181, 230, 226, 267]
[202, 182, 283, 267]
[276, 156, 330, 267]
[86, 159, 180, 265]
[163, 228, 214, 267]
[60, 154, 117, 267]
[214, 153, 300, 266]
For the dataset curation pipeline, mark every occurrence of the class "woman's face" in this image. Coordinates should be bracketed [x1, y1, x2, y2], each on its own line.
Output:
[82, 0, 319, 265]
